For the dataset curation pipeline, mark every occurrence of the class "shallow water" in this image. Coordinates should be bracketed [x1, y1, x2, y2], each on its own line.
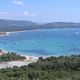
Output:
[0, 28, 80, 56]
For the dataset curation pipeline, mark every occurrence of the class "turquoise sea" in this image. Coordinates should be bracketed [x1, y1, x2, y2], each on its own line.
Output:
[0, 28, 80, 57]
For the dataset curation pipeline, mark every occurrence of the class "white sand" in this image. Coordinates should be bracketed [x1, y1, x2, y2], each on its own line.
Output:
[0, 57, 38, 69]
[0, 32, 10, 36]
[0, 53, 38, 69]
[23, 55, 38, 61]
[0, 54, 39, 69]
[0, 61, 34, 69]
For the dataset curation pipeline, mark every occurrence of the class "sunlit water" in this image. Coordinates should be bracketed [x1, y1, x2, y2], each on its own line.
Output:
[0, 28, 80, 57]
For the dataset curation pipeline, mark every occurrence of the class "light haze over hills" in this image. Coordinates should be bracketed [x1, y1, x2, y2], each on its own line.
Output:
[0, 19, 80, 32]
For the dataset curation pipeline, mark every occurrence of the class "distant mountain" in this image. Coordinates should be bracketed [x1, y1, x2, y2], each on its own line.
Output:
[40, 22, 80, 29]
[0, 19, 39, 32]
[0, 19, 80, 32]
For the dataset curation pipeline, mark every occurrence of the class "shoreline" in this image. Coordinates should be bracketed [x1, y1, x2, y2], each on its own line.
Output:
[0, 61, 35, 69]
[7, 29, 46, 34]
[0, 49, 39, 61]
[0, 28, 50, 37]
[0, 29, 41, 36]
[0, 28, 80, 36]
[0, 49, 80, 69]
[0, 49, 39, 69]
[0, 32, 10, 36]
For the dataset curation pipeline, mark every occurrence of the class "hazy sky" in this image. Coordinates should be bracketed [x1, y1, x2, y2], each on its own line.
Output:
[0, 0, 80, 22]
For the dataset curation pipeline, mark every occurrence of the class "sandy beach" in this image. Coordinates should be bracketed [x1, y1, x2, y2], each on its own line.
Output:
[0, 55, 38, 69]
[0, 30, 27, 36]
[0, 56, 38, 69]
[0, 32, 10, 36]
[0, 61, 35, 69]
[0, 49, 38, 69]
[0, 29, 43, 36]
[0, 30, 39, 69]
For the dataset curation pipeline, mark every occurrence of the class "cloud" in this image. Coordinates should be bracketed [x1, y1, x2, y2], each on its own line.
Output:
[23, 12, 29, 16]
[17, 11, 36, 17]
[23, 12, 36, 17]
[0, 11, 36, 19]
[30, 14, 36, 17]
[0, 12, 13, 16]
[12, 0, 23, 5]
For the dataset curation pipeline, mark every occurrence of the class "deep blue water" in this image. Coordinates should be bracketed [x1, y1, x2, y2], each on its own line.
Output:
[0, 28, 80, 57]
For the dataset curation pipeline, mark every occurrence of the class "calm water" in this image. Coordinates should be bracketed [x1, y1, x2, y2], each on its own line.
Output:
[0, 28, 80, 56]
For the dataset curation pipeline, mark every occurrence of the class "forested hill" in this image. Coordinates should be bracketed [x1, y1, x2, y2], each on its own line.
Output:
[0, 19, 39, 32]
[0, 55, 80, 80]
[0, 19, 80, 32]
[40, 22, 80, 29]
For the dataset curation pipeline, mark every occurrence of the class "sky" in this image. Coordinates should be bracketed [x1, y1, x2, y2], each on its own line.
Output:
[0, 0, 80, 22]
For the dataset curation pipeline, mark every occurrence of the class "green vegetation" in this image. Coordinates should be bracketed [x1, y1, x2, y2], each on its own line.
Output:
[0, 52, 26, 62]
[0, 19, 80, 32]
[0, 19, 38, 32]
[0, 55, 80, 80]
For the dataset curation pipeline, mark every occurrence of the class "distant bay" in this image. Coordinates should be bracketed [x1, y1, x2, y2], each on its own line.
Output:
[0, 28, 80, 57]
